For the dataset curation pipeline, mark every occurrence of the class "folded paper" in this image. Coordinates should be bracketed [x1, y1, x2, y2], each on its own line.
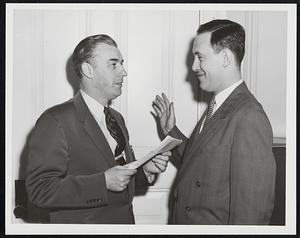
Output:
[125, 135, 182, 169]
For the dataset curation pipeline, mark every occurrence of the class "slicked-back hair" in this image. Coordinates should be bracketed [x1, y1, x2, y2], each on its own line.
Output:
[72, 34, 118, 78]
[197, 19, 245, 67]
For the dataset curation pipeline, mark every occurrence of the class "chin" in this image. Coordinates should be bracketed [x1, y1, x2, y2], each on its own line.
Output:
[199, 83, 208, 92]
[113, 90, 122, 99]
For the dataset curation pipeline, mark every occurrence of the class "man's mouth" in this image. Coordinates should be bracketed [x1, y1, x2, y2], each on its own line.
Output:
[115, 82, 123, 86]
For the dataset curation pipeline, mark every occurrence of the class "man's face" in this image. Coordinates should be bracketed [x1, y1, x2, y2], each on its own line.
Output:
[192, 32, 225, 94]
[90, 43, 127, 101]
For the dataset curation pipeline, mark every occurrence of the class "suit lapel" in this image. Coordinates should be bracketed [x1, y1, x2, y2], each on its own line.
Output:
[73, 92, 115, 168]
[176, 82, 249, 181]
[179, 114, 206, 162]
[176, 111, 228, 180]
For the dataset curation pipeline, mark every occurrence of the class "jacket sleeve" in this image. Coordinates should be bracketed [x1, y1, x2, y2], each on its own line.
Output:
[229, 107, 276, 224]
[25, 112, 109, 209]
[168, 126, 188, 162]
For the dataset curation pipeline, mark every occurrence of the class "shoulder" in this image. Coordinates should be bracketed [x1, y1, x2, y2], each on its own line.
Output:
[235, 92, 272, 134]
[240, 90, 267, 119]
[231, 85, 267, 119]
[30, 99, 74, 139]
[227, 86, 272, 131]
[36, 98, 75, 125]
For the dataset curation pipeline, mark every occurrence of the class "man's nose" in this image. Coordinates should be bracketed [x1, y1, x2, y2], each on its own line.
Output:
[192, 59, 199, 72]
[122, 67, 127, 77]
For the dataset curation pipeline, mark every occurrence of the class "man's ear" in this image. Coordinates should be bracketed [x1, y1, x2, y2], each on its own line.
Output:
[222, 48, 232, 67]
[81, 62, 94, 79]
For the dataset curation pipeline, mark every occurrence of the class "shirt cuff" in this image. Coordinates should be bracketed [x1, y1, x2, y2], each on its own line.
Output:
[143, 168, 155, 184]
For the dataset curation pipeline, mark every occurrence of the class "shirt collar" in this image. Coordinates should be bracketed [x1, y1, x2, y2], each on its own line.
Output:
[214, 80, 243, 111]
[80, 89, 106, 121]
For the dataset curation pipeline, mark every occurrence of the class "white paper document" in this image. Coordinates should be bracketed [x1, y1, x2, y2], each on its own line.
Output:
[125, 135, 182, 169]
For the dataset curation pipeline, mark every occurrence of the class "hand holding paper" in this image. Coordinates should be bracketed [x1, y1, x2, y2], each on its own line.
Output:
[143, 151, 172, 175]
[125, 136, 182, 169]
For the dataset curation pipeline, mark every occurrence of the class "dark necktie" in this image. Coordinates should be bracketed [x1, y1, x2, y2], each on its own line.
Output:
[203, 96, 216, 128]
[103, 107, 126, 165]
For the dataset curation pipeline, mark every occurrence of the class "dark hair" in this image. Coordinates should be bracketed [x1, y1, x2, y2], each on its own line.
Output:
[72, 34, 117, 78]
[197, 19, 245, 67]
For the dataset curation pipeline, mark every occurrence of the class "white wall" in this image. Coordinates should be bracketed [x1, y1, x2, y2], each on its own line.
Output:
[10, 8, 287, 224]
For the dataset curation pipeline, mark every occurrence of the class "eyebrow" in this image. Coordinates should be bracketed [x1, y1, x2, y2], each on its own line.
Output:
[108, 58, 124, 63]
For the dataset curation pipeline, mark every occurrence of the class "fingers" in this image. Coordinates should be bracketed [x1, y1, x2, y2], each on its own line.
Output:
[153, 93, 173, 120]
[169, 102, 175, 120]
[153, 155, 170, 163]
[152, 153, 171, 172]
[118, 169, 136, 189]
[154, 93, 170, 110]
[152, 158, 168, 168]
[153, 160, 167, 172]
[162, 93, 170, 107]
[161, 151, 172, 157]
[153, 155, 170, 165]
[154, 95, 168, 112]
[105, 166, 137, 192]
[152, 103, 163, 117]
[117, 167, 137, 176]
[118, 175, 130, 185]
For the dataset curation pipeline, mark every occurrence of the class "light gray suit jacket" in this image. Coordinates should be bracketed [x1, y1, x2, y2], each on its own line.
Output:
[169, 82, 276, 224]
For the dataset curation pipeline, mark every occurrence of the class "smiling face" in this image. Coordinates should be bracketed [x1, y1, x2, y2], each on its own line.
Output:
[192, 32, 226, 94]
[89, 43, 127, 102]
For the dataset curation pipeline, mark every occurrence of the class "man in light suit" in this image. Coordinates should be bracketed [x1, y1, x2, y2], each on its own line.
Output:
[25, 34, 170, 224]
[153, 19, 276, 224]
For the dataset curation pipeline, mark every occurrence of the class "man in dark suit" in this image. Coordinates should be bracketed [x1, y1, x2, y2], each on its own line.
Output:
[25, 34, 170, 224]
[153, 19, 276, 225]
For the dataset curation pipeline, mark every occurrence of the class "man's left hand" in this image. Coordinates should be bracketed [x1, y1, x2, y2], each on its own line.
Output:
[143, 151, 171, 174]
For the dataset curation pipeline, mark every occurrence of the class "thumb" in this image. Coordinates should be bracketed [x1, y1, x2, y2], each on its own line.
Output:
[169, 102, 176, 122]
[122, 168, 137, 176]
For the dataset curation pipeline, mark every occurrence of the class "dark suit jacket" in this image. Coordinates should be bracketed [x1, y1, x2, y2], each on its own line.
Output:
[169, 82, 276, 225]
[25, 92, 149, 224]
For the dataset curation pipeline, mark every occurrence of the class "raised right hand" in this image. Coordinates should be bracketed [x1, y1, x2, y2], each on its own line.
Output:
[152, 93, 176, 136]
[104, 166, 137, 192]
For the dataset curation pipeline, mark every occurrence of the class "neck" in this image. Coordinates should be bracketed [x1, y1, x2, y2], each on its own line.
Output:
[215, 70, 241, 95]
[80, 84, 109, 106]
[226, 66, 242, 84]
[230, 70, 242, 83]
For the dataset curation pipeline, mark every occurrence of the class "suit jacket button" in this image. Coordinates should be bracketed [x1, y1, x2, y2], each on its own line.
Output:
[195, 181, 201, 187]
[185, 206, 191, 212]
[98, 199, 102, 203]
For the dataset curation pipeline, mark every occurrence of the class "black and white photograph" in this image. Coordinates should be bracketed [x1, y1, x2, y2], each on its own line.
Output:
[5, 3, 296, 235]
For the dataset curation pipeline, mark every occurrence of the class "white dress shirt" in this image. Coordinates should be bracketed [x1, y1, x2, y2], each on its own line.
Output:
[199, 80, 244, 133]
[81, 90, 156, 183]
[80, 90, 120, 159]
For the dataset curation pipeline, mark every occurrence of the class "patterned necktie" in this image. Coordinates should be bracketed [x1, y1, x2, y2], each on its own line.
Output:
[103, 107, 126, 165]
[203, 96, 216, 128]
